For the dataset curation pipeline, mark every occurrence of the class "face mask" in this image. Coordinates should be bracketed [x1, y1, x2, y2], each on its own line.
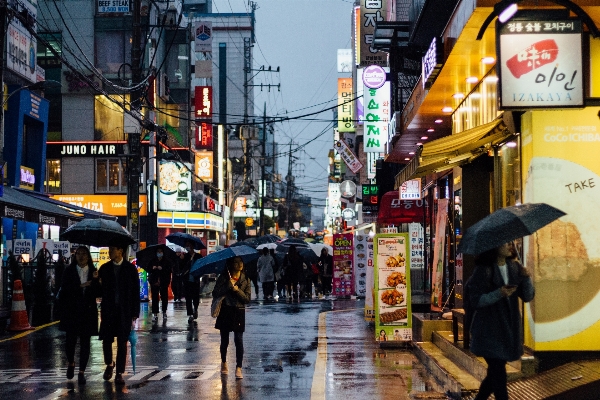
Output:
[157, 252, 163, 258]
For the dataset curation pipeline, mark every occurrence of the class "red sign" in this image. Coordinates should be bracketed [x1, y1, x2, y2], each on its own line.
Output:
[195, 122, 213, 150]
[377, 191, 425, 225]
[195, 86, 212, 120]
[333, 233, 354, 297]
[206, 196, 216, 211]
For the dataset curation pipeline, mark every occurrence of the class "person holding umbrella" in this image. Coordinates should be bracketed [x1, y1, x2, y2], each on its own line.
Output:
[181, 240, 202, 323]
[257, 247, 275, 300]
[459, 203, 564, 400]
[149, 247, 172, 322]
[98, 239, 140, 385]
[282, 245, 305, 302]
[317, 247, 333, 297]
[212, 256, 251, 379]
[57, 246, 100, 385]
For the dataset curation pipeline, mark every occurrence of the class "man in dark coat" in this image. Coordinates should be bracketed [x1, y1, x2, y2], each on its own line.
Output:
[149, 247, 172, 322]
[98, 239, 140, 385]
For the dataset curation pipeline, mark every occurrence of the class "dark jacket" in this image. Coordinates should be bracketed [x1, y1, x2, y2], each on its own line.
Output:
[282, 253, 305, 283]
[58, 263, 101, 335]
[213, 270, 251, 332]
[181, 252, 201, 283]
[468, 260, 535, 361]
[98, 260, 141, 341]
[318, 254, 333, 277]
[148, 257, 172, 288]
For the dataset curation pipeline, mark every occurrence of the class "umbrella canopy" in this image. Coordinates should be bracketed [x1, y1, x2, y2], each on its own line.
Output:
[309, 243, 333, 256]
[189, 245, 260, 277]
[275, 238, 310, 254]
[135, 244, 178, 272]
[457, 203, 566, 255]
[60, 218, 135, 247]
[166, 232, 206, 250]
[256, 243, 277, 250]
[298, 247, 319, 265]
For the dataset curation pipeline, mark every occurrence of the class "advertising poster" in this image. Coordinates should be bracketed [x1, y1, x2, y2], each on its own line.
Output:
[357, 231, 375, 321]
[354, 233, 369, 299]
[374, 234, 411, 341]
[431, 199, 448, 311]
[333, 233, 354, 297]
[409, 223, 424, 291]
[521, 108, 600, 351]
[158, 160, 192, 211]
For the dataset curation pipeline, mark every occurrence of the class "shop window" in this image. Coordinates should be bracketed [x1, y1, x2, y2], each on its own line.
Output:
[45, 159, 61, 194]
[95, 30, 131, 77]
[96, 158, 127, 192]
[500, 139, 521, 207]
[94, 94, 129, 140]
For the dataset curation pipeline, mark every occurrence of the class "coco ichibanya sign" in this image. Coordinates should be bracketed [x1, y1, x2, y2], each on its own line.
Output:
[498, 19, 583, 109]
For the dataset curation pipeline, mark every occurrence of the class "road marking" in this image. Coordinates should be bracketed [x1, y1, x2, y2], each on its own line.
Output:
[148, 369, 172, 380]
[0, 321, 59, 343]
[36, 388, 70, 400]
[128, 369, 156, 381]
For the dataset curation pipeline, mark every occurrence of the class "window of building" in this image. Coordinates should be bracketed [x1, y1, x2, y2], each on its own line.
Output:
[37, 33, 62, 67]
[96, 158, 127, 192]
[45, 159, 61, 193]
[94, 94, 129, 140]
[95, 30, 131, 77]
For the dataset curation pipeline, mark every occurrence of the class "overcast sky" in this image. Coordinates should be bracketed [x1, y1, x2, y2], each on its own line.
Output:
[212, 0, 354, 223]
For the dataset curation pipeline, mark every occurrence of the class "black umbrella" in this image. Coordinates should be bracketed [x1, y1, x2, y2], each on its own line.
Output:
[275, 238, 310, 254]
[298, 247, 319, 265]
[457, 203, 566, 255]
[189, 245, 260, 277]
[60, 218, 135, 247]
[165, 232, 206, 250]
[135, 244, 178, 272]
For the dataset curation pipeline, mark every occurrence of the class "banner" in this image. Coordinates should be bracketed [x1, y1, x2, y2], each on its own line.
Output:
[334, 139, 363, 173]
[337, 78, 355, 132]
[355, 232, 373, 320]
[374, 233, 412, 341]
[431, 199, 448, 311]
[333, 233, 354, 297]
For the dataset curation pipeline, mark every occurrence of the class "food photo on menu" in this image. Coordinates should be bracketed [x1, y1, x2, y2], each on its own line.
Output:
[378, 253, 409, 325]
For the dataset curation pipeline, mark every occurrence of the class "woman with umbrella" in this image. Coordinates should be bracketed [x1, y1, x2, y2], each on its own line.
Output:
[460, 203, 563, 400]
[212, 256, 251, 379]
[282, 245, 305, 302]
[57, 246, 100, 385]
[181, 240, 202, 323]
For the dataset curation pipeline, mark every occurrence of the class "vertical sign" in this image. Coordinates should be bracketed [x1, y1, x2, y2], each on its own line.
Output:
[431, 198, 448, 311]
[363, 67, 390, 153]
[337, 78, 355, 132]
[195, 122, 213, 150]
[194, 21, 213, 52]
[359, 0, 389, 67]
[195, 150, 213, 182]
[375, 234, 412, 342]
[359, 232, 375, 321]
[498, 19, 583, 108]
[356, 68, 364, 124]
[354, 232, 369, 300]
[333, 233, 354, 297]
[195, 86, 213, 120]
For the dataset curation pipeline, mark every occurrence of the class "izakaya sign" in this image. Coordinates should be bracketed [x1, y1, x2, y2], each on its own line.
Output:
[363, 68, 390, 153]
[498, 19, 583, 108]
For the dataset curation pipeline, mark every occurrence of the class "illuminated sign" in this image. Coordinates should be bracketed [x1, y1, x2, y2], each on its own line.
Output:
[358, 0, 389, 67]
[422, 37, 444, 89]
[195, 86, 213, 120]
[195, 122, 213, 150]
[400, 179, 421, 200]
[362, 184, 379, 213]
[19, 166, 35, 190]
[337, 78, 355, 132]
[363, 65, 386, 89]
[54, 194, 148, 216]
[158, 161, 192, 211]
[363, 79, 390, 153]
[98, 0, 130, 13]
[498, 19, 583, 108]
[46, 142, 125, 158]
[195, 150, 213, 183]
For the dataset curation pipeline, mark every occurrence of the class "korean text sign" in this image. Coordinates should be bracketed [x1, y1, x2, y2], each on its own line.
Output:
[363, 80, 390, 153]
[333, 233, 354, 296]
[374, 234, 412, 341]
[498, 19, 583, 108]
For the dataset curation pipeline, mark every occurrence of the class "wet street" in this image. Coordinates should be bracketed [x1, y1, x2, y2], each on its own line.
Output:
[0, 296, 446, 399]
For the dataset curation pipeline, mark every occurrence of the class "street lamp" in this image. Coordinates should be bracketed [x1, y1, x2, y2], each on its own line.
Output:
[0, 79, 62, 192]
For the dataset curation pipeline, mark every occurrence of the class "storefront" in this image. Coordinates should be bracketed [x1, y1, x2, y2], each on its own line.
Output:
[157, 211, 225, 252]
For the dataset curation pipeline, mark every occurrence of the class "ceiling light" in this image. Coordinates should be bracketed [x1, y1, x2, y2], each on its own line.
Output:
[416, 142, 423, 146]
[481, 57, 495, 64]
[427, 128, 434, 132]
[505, 141, 517, 148]
[421, 136, 428, 140]
[409, 152, 415, 155]
[466, 76, 479, 84]
[434, 119, 443, 124]
[484, 76, 499, 83]
[404, 157, 410, 161]
[498, 3, 518, 23]
[442, 107, 453, 113]
[453, 93, 465, 99]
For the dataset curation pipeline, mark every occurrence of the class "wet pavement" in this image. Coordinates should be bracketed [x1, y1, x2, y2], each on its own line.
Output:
[0, 295, 448, 399]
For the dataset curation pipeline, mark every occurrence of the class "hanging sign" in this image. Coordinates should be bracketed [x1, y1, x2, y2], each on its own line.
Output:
[334, 140, 363, 173]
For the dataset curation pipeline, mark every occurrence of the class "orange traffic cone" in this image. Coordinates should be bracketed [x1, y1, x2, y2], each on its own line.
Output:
[7, 280, 34, 331]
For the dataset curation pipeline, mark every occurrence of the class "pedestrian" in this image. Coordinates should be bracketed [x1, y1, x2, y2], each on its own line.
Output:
[245, 258, 260, 299]
[98, 239, 140, 385]
[172, 248, 184, 302]
[149, 246, 172, 322]
[270, 249, 282, 298]
[282, 245, 304, 301]
[212, 256, 251, 379]
[257, 248, 275, 300]
[181, 240, 201, 323]
[57, 246, 100, 385]
[467, 241, 534, 400]
[317, 248, 333, 296]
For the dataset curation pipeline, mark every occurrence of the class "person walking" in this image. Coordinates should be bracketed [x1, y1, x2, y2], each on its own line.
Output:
[149, 247, 172, 322]
[98, 239, 140, 385]
[181, 240, 201, 323]
[212, 257, 251, 379]
[467, 241, 535, 400]
[57, 246, 100, 385]
[245, 258, 260, 300]
[171, 248, 184, 302]
[257, 248, 275, 300]
[282, 245, 304, 301]
[318, 248, 333, 297]
[270, 249, 283, 298]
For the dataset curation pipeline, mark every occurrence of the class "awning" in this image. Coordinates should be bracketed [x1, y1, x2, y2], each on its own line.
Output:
[394, 118, 511, 189]
[377, 191, 425, 225]
[23, 190, 118, 221]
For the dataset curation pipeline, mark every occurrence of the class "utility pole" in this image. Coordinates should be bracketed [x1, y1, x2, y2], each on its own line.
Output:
[0, 1, 7, 190]
[285, 142, 294, 232]
[259, 103, 267, 236]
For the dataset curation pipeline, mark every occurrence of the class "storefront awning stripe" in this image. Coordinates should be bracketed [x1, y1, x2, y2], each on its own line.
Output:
[395, 118, 510, 189]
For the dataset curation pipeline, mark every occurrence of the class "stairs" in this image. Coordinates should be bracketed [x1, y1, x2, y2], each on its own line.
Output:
[414, 330, 535, 399]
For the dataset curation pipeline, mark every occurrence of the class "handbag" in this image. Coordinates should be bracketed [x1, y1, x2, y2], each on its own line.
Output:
[211, 295, 225, 318]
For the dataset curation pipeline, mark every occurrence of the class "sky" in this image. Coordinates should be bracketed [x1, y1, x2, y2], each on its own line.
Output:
[212, 0, 354, 224]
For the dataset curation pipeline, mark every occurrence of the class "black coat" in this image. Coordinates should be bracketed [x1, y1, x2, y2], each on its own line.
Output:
[148, 257, 172, 288]
[213, 271, 251, 332]
[98, 260, 141, 341]
[181, 252, 201, 283]
[58, 263, 101, 336]
[318, 254, 333, 277]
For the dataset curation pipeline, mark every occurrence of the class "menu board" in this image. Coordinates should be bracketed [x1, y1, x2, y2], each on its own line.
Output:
[354, 234, 369, 298]
[333, 233, 354, 297]
[374, 234, 412, 342]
